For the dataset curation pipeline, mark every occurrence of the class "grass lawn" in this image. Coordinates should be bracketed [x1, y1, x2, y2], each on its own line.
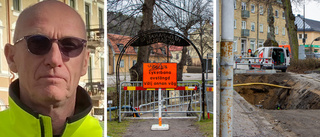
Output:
[107, 120, 131, 137]
[195, 113, 214, 137]
[107, 87, 116, 93]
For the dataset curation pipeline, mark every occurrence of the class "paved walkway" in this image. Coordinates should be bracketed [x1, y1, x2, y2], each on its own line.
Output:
[123, 119, 203, 137]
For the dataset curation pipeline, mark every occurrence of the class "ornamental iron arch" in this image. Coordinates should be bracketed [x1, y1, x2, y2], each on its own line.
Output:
[115, 29, 206, 120]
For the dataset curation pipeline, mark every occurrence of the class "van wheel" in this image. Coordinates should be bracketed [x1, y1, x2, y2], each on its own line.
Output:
[281, 69, 287, 72]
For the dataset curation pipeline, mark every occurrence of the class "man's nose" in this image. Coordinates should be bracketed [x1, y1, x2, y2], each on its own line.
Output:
[43, 42, 63, 68]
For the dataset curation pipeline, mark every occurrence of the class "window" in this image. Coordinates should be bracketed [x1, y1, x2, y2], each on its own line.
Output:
[134, 47, 138, 53]
[13, 0, 20, 11]
[275, 10, 279, 18]
[117, 44, 124, 51]
[150, 48, 155, 54]
[282, 11, 285, 19]
[298, 34, 303, 39]
[234, 0, 237, 9]
[70, 0, 75, 9]
[176, 54, 179, 59]
[250, 40, 255, 51]
[260, 6, 264, 15]
[259, 24, 263, 32]
[258, 40, 264, 47]
[251, 4, 255, 13]
[90, 53, 95, 68]
[234, 19, 237, 29]
[233, 38, 238, 52]
[161, 48, 166, 55]
[100, 57, 104, 80]
[120, 60, 124, 68]
[282, 27, 286, 35]
[299, 34, 308, 39]
[241, 2, 247, 10]
[267, 27, 270, 33]
[85, 3, 91, 33]
[275, 26, 278, 34]
[132, 60, 137, 66]
[251, 22, 255, 31]
[99, 8, 103, 28]
[241, 21, 246, 29]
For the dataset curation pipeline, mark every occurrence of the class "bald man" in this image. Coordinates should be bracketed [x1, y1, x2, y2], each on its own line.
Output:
[0, 1, 102, 136]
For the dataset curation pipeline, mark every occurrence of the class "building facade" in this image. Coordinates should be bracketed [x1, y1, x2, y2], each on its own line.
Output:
[295, 15, 320, 53]
[0, 0, 104, 110]
[217, 0, 289, 57]
[107, 33, 171, 75]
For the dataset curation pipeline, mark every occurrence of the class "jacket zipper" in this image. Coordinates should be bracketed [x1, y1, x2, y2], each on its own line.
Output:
[40, 117, 45, 137]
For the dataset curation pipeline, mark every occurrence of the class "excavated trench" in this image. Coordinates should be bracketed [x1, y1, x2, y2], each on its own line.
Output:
[234, 73, 320, 110]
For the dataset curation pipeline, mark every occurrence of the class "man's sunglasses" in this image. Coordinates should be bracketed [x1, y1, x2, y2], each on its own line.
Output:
[14, 34, 87, 57]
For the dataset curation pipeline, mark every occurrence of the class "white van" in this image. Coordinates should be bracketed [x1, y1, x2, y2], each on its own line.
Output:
[249, 47, 290, 72]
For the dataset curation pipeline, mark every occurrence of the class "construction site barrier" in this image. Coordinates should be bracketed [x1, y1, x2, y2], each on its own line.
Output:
[234, 57, 275, 70]
[119, 81, 202, 122]
[205, 79, 213, 119]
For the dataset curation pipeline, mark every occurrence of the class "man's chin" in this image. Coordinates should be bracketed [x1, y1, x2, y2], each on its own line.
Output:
[38, 88, 69, 103]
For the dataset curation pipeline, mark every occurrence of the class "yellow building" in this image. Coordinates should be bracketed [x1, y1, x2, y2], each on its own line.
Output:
[217, 0, 289, 56]
[295, 15, 320, 53]
[0, 0, 104, 110]
[107, 33, 171, 74]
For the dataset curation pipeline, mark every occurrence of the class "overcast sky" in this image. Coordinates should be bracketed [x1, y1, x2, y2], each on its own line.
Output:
[292, 1, 320, 21]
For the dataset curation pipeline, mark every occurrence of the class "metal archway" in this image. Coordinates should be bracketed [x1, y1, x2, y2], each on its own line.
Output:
[115, 29, 206, 120]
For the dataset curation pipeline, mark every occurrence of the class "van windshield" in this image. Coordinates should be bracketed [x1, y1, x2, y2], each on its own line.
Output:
[253, 50, 259, 57]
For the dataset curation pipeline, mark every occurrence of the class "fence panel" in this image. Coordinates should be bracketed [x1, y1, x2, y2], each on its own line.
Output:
[205, 79, 214, 117]
[119, 81, 202, 122]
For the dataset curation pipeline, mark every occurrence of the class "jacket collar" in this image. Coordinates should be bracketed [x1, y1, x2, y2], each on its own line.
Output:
[9, 79, 93, 123]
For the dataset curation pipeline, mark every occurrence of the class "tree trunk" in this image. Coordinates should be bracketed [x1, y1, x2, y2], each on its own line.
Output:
[267, 2, 275, 41]
[264, 2, 279, 47]
[129, 0, 155, 81]
[177, 30, 189, 81]
[282, 0, 298, 60]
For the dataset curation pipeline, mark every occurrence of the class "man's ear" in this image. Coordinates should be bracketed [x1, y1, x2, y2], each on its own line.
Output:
[80, 49, 90, 76]
[4, 43, 18, 73]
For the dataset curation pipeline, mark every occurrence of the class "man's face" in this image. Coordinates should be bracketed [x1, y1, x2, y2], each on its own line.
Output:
[6, 4, 88, 104]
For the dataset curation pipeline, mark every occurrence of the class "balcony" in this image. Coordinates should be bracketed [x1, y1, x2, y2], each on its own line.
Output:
[241, 29, 250, 37]
[87, 28, 104, 49]
[241, 10, 250, 18]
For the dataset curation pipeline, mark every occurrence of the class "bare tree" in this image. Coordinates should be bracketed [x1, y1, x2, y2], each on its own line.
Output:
[107, 0, 213, 81]
[129, 0, 156, 81]
[153, 0, 213, 80]
[281, 0, 300, 60]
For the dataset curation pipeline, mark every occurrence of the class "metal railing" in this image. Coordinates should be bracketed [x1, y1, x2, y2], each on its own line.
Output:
[234, 57, 275, 70]
[205, 79, 213, 117]
[118, 81, 202, 122]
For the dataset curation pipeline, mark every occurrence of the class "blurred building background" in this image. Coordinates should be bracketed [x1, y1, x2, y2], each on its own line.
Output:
[0, 0, 104, 115]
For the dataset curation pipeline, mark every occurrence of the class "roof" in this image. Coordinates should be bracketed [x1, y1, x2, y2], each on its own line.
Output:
[107, 33, 171, 56]
[295, 15, 320, 32]
[169, 46, 183, 51]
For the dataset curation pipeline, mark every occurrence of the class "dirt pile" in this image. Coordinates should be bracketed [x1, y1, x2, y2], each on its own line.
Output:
[234, 73, 320, 109]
